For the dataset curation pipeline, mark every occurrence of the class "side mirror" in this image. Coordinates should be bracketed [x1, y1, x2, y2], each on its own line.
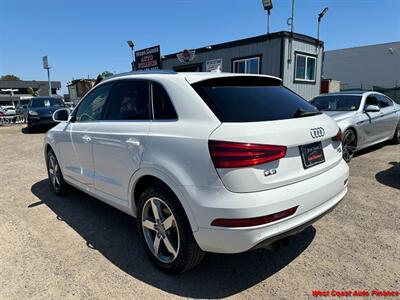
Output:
[53, 108, 70, 122]
[364, 104, 380, 113]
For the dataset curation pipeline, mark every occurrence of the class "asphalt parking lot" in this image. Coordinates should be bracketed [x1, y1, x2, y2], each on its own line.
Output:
[0, 124, 399, 299]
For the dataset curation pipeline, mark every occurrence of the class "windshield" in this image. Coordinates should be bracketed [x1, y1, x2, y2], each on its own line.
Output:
[312, 95, 361, 111]
[192, 76, 320, 122]
[30, 98, 64, 108]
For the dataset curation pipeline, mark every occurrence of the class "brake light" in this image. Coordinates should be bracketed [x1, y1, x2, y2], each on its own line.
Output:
[211, 206, 298, 227]
[208, 140, 287, 168]
[332, 128, 343, 142]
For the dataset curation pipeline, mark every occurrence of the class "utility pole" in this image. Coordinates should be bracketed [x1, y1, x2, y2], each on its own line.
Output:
[286, 0, 295, 63]
[290, 0, 295, 34]
[317, 7, 329, 43]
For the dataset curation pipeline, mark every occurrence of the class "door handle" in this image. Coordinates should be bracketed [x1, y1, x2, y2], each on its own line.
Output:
[82, 135, 92, 142]
[125, 138, 140, 146]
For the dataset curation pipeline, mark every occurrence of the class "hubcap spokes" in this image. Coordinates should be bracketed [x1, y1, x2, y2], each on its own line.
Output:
[142, 197, 179, 263]
[49, 155, 60, 190]
[343, 132, 356, 161]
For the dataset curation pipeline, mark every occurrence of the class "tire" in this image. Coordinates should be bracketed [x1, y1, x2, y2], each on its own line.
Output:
[26, 124, 36, 133]
[25, 126, 31, 133]
[46, 149, 70, 196]
[136, 183, 204, 274]
[342, 129, 357, 163]
[391, 123, 400, 144]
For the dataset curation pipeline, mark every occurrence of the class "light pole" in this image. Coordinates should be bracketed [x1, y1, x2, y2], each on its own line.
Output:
[42, 56, 52, 96]
[317, 7, 329, 43]
[262, 0, 273, 35]
[127, 40, 135, 71]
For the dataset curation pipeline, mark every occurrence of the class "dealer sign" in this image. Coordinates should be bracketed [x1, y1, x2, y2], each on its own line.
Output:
[135, 45, 161, 71]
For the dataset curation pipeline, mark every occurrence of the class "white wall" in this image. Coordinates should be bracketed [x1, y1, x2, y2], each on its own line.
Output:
[324, 42, 400, 90]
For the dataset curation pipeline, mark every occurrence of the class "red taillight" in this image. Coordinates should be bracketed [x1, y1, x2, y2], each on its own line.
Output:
[332, 128, 343, 142]
[211, 206, 298, 227]
[208, 140, 287, 168]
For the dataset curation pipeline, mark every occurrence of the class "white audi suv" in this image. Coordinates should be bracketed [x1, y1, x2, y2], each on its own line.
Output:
[44, 71, 349, 273]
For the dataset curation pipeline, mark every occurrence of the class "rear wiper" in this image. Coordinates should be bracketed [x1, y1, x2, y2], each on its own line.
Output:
[293, 109, 321, 118]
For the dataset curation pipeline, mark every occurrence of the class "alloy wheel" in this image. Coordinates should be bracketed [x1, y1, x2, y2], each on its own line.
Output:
[48, 154, 61, 192]
[343, 130, 357, 162]
[141, 197, 180, 263]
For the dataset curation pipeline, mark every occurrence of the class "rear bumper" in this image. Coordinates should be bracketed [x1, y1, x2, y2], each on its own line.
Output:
[251, 199, 340, 250]
[188, 159, 349, 253]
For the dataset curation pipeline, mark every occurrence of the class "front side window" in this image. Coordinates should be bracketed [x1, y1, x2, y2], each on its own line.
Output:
[295, 54, 316, 82]
[233, 57, 260, 74]
[312, 95, 362, 111]
[152, 82, 177, 120]
[75, 83, 112, 122]
[106, 80, 150, 120]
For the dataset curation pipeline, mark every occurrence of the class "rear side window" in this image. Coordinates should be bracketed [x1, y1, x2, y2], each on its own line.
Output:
[365, 95, 379, 106]
[377, 95, 393, 108]
[152, 82, 177, 120]
[106, 80, 150, 120]
[192, 76, 319, 122]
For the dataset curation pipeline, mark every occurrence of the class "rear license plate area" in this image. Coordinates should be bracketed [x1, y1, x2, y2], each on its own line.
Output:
[299, 141, 325, 169]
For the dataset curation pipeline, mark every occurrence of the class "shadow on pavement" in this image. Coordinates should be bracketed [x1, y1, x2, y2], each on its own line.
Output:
[21, 125, 54, 134]
[354, 143, 385, 158]
[30, 179, 315, 298]
[375, 161, 400, 190]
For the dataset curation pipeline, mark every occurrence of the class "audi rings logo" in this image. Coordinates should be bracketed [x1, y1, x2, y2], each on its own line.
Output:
[310, 127, 325, 139]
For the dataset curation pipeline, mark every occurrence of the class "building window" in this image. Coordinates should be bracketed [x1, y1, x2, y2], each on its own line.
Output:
[233, 57, 260, 74]
[295, 53, 316, 82]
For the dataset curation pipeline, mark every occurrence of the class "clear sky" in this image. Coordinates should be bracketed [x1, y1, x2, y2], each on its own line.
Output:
[1, 0, 399, 94]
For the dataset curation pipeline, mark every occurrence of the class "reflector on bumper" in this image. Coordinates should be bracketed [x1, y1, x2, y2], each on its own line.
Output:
[211, 206, 298, 228]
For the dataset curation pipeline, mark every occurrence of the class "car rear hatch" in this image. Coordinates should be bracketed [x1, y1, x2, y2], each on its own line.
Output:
[191, 75, 343, 193]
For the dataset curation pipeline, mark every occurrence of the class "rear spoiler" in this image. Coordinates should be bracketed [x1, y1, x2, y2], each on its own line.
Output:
[189, 75, 282, 87]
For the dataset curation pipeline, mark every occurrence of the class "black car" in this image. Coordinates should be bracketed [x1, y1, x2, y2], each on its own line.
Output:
[27, 97, 65, 131]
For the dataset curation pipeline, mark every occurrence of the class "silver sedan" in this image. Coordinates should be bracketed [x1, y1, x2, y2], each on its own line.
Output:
[312, 91, 400, 162]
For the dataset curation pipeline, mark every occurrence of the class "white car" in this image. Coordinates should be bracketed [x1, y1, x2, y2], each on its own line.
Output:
[312, 92, 400, 162]
[2, 105, 16, 115]
[45, 71, 349, 273]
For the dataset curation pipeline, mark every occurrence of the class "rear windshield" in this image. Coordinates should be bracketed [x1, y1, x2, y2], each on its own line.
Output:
[311, 95, 362, 111]
[192, 77, 319, 122]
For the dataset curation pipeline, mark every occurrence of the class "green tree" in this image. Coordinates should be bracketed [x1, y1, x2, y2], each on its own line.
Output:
[94, 71, 114, 86]
[1, 74, 20, 81]
[27, 86, 38, 96]
[101, 71, 114, 78]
